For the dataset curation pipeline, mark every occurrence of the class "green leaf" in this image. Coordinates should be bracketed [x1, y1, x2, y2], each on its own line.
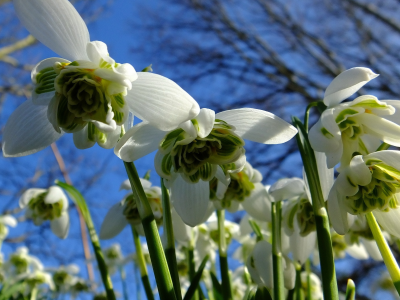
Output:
[0, 281, 26, 300]
[183, 255, 209, 300]
[55, 181, 117, 300]
[210, 271, 223, 300]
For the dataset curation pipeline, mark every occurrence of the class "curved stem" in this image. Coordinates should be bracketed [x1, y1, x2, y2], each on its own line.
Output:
[366, 212, 400, 295]
[303, 102, 319, 133]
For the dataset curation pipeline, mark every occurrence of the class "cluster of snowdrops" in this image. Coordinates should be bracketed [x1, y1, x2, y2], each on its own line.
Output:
[3, 0, 400, 299]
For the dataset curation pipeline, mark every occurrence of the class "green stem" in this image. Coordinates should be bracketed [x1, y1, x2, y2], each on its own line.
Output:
[294, 264, 304, 300]
[119, 267, 129, 300]
[131, 225, 155, 300]
[305, 260, 312, 300]
[292, 117, 338, 300]
[304, 102, 319, 133]
[124, 162, 176, 300]
[133, 264, 142, 300]
[366, 212, 400, 295]
[217, 210, 233, 300]
[188, 246, 199, 300]
[161, 179, 182, 300]
[271, 201, 284, 300]
[30, 287, 38, 300]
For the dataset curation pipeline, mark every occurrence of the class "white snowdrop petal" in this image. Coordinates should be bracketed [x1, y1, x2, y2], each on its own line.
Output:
[2, 100, 63, 157]
[216, 108, 297, 144]
[44, 186, 67, 205]
[100, 202, 128, 239]
[374, 208, 400, 239]
[195, 108, 215, 138]
[115, 122, 165, 162]
[50, 213, 70, 239]
[19, 188, 46, 208]
[0, 215, 18, 227]
[323, 67, 378, 107]
[171, 176, 210, 227]
[290, 223, 316, 264]
[345, 243, 369, 260]
[126, 73, 200, 131]
[327, 185, 351, 235]
[242, 183, 272, 222]
[360, 238, 383, 261]
[14, 0, 90, 61]
[269, 178, 304, 202]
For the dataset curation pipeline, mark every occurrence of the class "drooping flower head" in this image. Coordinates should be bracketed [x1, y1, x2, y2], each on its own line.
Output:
[0, 215, 17, 241]
[100, 178, 162, 239]
[210, 162, 268, 214]
[116, 107, 297, 226]
[309, 67, 400, 170]
[3, 0, 199, 156]
[328, 150, 400, 234]
[19, 186, 70, 239]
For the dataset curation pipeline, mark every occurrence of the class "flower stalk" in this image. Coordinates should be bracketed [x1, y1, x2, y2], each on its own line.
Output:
[161, 179, 182, 300]
[366, 212, 400, 295]
[131, 225, 155, 300]
[124, 162, 176, 300]
[271, 201, 285, 300]
[292, 117, 339, 300]
[217, 209, 233, 300]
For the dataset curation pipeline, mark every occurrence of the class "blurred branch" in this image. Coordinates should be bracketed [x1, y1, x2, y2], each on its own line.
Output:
[0, 35, 36, 58]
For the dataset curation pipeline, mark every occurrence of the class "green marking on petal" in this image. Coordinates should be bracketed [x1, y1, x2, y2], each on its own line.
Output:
[351, 99, 388, 109]
[321, 127, 334, 138]
[335, 108, 360, 124]
[35, 67, 57, 94]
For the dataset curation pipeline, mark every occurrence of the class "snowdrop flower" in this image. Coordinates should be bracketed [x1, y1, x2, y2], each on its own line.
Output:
[309, 67, 400, 169]
[19, 186, 70, 239]
[0, 215, 17, 241]
[271, 178, 317, 265]
[100, 179, 162, 239]
[7, 247, 43, 276]
[50, 264, 80, 292]
[246, 240, 295, 291]
[116, 108, 297, 226]
[210, 162, 272, 218]
[328, 150, 400, 234]
[3, 0, 199, 157]
[17, 269, 55, 292]
[300, 272, 323, 300]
